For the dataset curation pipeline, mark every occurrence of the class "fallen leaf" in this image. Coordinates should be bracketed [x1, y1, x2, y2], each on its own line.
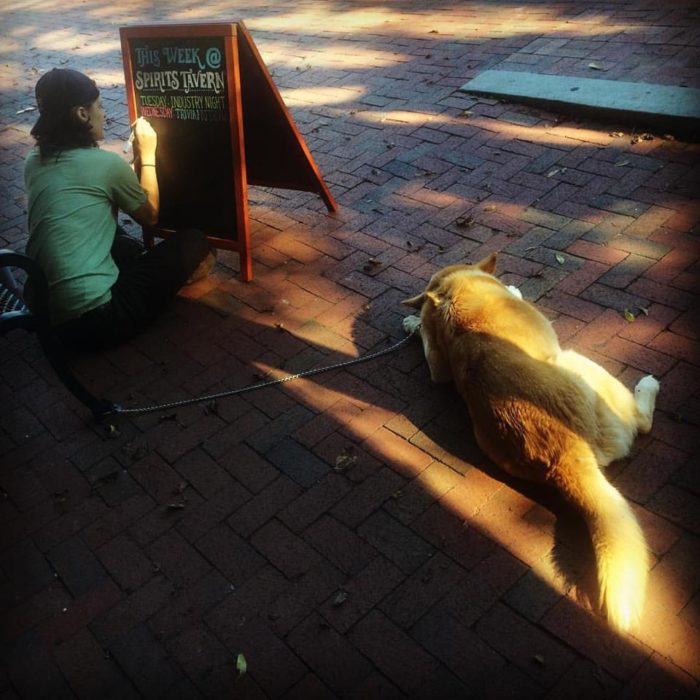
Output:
[638, 307, 649, 316]
[456, 216, 475, 228]
[592, 664, 606, 686]
[94, 471, 119, 488]
[623, 309, 636, 322]
[173, 482, 188, 495]
[122, 442, 149, 461]
[588, 62, 603, 70]
[546, 168, 560, 178]
[332, 590, 349, 607]
[555, 253, 566, 265]
[236, 653, 247, 676]
[533, 654, 546, 665]
[334, 447, 357, 472]
[363, 258, 383, 273]
[204, 400, 220, 415]
[460, 110, 473, 118]
[16, 106, 36, 114]
[483, 205, 496, 212]
[614, 160, 630, 167]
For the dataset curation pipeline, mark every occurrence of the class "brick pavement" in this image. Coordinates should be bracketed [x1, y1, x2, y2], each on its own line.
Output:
[1, 1, 699, 698]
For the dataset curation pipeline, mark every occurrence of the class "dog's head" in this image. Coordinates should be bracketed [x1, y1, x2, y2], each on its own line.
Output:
[402, 252, 497, 310]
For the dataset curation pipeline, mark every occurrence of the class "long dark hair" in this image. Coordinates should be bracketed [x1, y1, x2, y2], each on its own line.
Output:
[31, 103, 98, 160]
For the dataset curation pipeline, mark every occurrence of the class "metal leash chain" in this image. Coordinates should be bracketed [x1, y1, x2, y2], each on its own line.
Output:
[113, 325, 420, 416]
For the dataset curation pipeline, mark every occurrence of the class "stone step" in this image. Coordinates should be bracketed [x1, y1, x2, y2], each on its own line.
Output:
[460, 70, 700, 138]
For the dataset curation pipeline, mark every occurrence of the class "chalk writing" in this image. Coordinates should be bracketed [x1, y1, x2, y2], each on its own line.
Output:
[130, 38, 228, 122]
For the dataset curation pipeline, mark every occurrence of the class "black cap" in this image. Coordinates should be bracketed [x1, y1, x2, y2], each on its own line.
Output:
[35, 68, 99, 115]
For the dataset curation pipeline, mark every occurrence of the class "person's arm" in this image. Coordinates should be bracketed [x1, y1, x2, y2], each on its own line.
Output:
[129, 117, 159, 227]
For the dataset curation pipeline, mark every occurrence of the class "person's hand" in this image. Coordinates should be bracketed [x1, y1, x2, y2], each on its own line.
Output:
[132, 117, 157, 161]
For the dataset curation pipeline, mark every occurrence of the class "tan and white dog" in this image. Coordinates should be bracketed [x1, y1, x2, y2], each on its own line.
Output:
[403, 253, 659, 632]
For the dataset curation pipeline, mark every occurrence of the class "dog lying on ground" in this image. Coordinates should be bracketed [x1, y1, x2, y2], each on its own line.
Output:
[402, 253, 659, 632]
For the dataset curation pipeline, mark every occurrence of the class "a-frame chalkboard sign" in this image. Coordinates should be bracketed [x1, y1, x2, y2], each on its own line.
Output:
[119, 21, 337, 281]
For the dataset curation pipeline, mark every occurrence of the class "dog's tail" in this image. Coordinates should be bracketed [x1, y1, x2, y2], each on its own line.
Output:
[554, 449, 648, 632]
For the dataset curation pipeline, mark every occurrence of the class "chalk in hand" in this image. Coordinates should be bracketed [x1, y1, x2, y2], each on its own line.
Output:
[122, 118, 142, 153]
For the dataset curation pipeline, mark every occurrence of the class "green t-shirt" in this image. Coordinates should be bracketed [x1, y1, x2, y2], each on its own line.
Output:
[24, 147, 146, 325]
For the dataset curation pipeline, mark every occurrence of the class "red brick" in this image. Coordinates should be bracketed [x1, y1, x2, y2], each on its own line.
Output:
[167, 623, 259, 698]
[649, 331, 699, 367]
[541, 598, 650, 680]
[621, 652, 698, 700]
[288, 612, 373, 695]
[358, 510, 434, 574]
[566, 239, 628, 265]
[617, 440, 689, 505]
[598, 336, 676, 376]
[547, 658, 622, 699]
[293, 399, 362, 447]
[554, 259, 609, 296]
[216, 443, 278, 494]
[283, 674, 337, 700]
[331, 467, 406, 528]
[384, 460, 463, 524]
[412, 501, 498, 570]
[278, 473, 353, 532]
[629, 276, 695, 311]
[540, 291, 604, 323]
[470, 487, 554, 566]
[227, 476, 303, 537]
[90, 576, 175, 646]
[438, 467, 504, 522]
[669, 307, 699, 341]
[349, 611, 439, 694]
[96, 534, 154, 593]
[54, 628, 134, 698]
[304, 514, 377, 576]
[617, 302, 679, 346]
[251, 520, 322, 578]
[380, 552, 467, 628]
[635, 506, 682, 559]
[475, 603, 575, 687]
[411, 605, 507, 687]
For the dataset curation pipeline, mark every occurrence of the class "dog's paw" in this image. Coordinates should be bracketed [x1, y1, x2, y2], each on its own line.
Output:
[506, 285, 523, 300]
[635, 375, 660, 397]
[402, 315, 422, 336]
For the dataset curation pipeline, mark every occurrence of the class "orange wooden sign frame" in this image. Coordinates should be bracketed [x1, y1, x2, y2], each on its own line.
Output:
[119, 21, 336, 281]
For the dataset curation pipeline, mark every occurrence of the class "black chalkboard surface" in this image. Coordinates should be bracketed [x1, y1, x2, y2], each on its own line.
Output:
[120, 21, 336, 281]
[127, 35, 236, 238]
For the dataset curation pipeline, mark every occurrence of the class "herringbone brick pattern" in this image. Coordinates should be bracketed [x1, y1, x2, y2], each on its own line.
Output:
[1, 1, 699, 698]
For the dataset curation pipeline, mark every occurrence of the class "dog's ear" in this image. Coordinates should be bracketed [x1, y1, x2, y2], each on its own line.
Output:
[477, 252, 497, 274]
[402, 291, 442, 308]
[402, 293, 425, 308]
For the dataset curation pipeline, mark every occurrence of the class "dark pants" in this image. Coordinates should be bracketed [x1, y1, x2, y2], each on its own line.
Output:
[55, 227, 210, 351]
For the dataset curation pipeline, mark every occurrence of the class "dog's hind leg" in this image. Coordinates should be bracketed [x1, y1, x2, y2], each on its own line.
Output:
[634, 375, 660, 433]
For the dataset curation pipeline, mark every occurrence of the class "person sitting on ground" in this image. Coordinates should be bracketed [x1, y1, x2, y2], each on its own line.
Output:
[24, 68, 216, 352]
